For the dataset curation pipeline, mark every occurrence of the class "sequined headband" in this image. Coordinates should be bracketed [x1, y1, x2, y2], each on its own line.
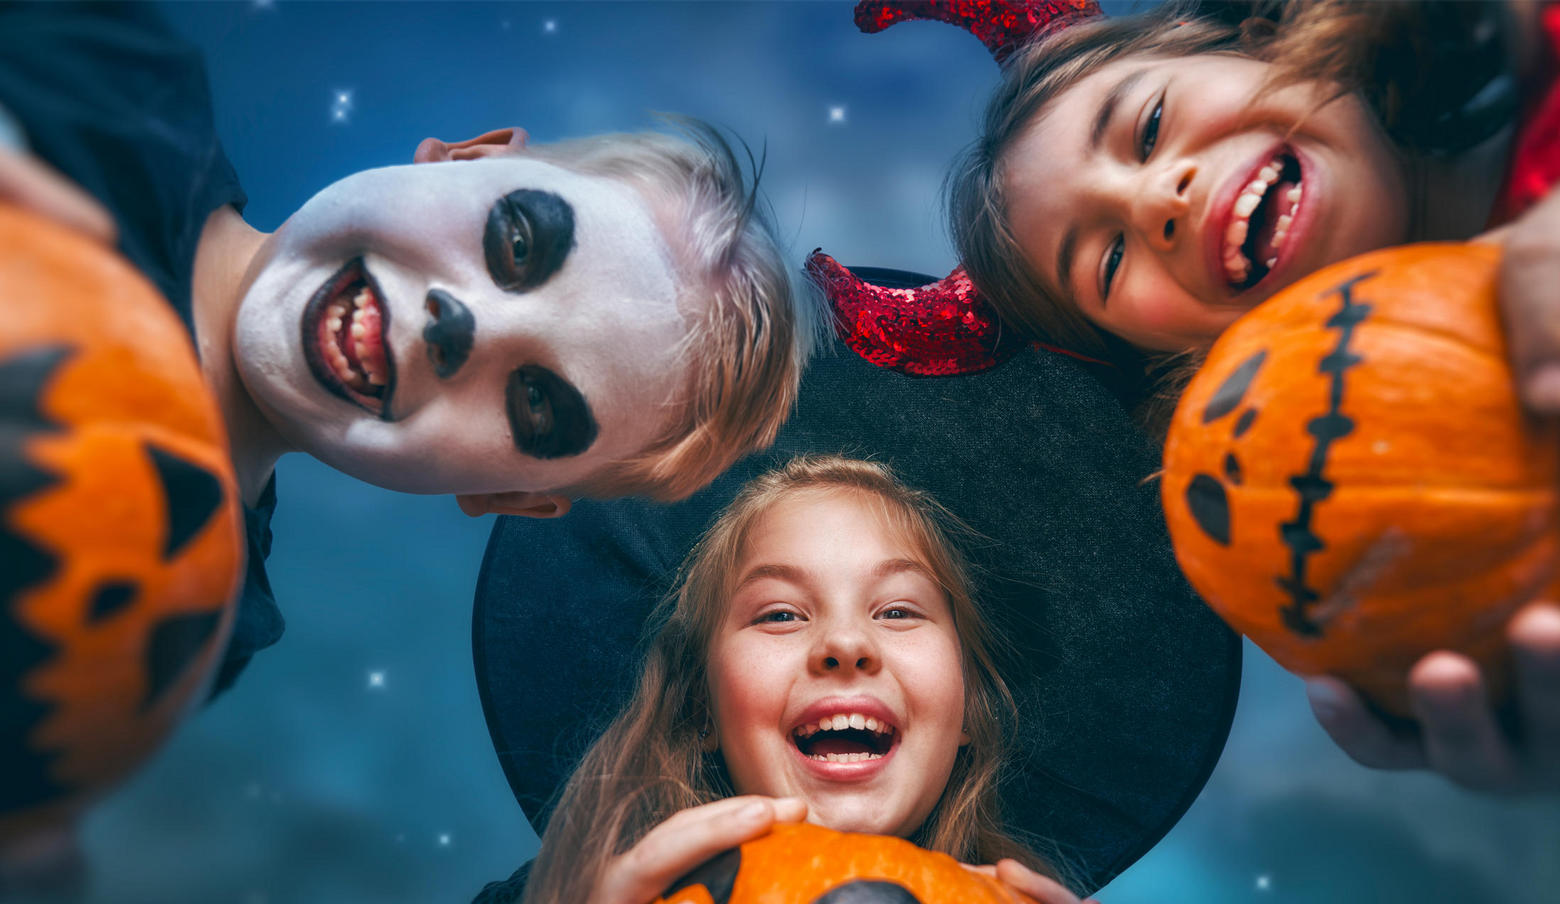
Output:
[813, 0, 1104, 376]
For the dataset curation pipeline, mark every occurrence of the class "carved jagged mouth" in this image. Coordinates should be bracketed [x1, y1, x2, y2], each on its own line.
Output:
[1223, 151, 1303, 291]
[301, 258, 396, 418]
[792, 713, 898, 763]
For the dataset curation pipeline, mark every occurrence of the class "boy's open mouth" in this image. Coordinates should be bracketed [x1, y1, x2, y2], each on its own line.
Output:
[301, 258, 397, 419]
[792, 712, 898, 764]
[1221, 149, 1303, 291]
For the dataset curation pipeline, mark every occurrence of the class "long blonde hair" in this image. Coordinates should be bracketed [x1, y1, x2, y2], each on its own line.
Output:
[521, 455, 1058, 903]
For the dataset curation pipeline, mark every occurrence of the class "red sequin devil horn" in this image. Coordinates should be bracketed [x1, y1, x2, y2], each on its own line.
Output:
[817, 0, 1103, 376]
[855, 0, 1102, 64]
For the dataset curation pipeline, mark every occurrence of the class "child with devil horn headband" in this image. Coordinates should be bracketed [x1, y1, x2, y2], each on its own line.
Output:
[813, 1, 1560, 796]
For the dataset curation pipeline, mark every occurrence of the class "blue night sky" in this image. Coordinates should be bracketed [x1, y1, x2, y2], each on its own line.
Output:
[54, 3, 1560, 903]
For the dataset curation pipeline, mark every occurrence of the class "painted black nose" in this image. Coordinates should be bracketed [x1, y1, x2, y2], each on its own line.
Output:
[423, 289, 474, 378]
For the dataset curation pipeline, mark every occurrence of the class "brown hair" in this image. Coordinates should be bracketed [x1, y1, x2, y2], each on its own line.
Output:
[947, 0, 1486, 437]
[521, 455, 1061, 904]
[531, 120, 824, 502]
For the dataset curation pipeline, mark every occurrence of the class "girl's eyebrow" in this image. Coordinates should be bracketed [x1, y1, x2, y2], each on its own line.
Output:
[735, 562, 807, 591]
[1091, 68, 1149, 152]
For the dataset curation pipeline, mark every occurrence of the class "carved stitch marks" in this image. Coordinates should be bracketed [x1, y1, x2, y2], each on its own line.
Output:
[1276, 271, 1376, 638]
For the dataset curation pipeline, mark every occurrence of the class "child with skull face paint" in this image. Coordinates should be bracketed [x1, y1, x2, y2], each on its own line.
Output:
[516, 455, 1091, 904]
[945, 0, 1560, 794]
[0, 3, 818, 693]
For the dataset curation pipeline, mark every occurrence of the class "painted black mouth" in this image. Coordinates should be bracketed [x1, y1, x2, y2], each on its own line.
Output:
[300, 258, 397, 420]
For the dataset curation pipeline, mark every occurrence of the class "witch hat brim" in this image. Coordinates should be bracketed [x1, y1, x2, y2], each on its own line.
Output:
[473, 327, 1239, 895]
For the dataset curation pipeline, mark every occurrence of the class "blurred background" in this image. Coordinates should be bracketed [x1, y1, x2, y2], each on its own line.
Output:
[46, 2, 1560, 902]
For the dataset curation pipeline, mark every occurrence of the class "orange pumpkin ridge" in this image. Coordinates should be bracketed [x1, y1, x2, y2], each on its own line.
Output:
[0, 204, 243, 848]
[655, 823, 1038, 904]
[1163, 243, 1560, 718]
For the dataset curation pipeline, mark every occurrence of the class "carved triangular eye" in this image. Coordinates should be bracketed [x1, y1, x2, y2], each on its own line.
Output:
[88, 580, 137, 623]
[1186, 473, 1231, 546]
[811, 880, 923, 904]
[1201, 349, 1267, 423]
[145, 444, 225, 561]
[141, 610, 224, 711]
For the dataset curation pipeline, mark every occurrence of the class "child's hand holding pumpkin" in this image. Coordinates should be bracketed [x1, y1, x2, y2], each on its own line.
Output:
[1305, 603, 1560, 792]
[586, 796, 808, 904]
[0, 144, 116, 247]
[1304, 198, 1560, 793]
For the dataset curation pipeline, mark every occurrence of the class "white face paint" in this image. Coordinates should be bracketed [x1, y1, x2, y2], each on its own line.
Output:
[233, 156, 691, 496]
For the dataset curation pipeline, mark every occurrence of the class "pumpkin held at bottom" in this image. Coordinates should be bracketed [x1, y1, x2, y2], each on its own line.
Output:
[1162, 242, 1559, 718]
[655, 823, 1038, 904]
[0, 204, 243, 847]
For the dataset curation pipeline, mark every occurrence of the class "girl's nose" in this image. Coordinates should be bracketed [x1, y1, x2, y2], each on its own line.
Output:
[1134, 161, 1195, 253]
[813, 626, 880, 675]
[423, 288, 474, 378]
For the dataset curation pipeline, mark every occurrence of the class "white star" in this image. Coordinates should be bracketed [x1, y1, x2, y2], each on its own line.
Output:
[332, 108, 347, 122]
[367, 670, 385, 688]
[1255, 874, 1272, 892]
[336, 92, 351, 105]
[828, 105, 847, 124]
[542, 18, 558, 34]
[438, 833, 452, 847]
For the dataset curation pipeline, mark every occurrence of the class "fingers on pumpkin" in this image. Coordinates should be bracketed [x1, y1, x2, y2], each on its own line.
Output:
[1304, 677, 1425, 771]
[610, 797, 801, 904]
[1510, 603, 1560, 774]
[0, 146, 118, 246]
[992, 858, 1083, 904]
[1409, 653, 1520, 791]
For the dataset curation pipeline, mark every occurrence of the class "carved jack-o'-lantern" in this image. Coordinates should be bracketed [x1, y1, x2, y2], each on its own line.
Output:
[0, 205, 243, 846]
[1162, 243, 1560, 717]
[655, 823, 1038, 904]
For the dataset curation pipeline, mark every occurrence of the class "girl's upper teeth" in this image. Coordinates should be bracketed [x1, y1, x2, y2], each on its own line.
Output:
[794, 712, 894, 738]
[1222, 154, 1302, 285]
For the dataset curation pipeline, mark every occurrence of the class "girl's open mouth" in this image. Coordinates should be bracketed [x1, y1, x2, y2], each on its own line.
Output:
[792, 711, 898, 764]
[1221, 149, 1303, 291]
[301, 258, 397, 419]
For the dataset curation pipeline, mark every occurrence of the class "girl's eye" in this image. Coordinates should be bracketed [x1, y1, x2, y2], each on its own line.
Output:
[1140, 96, 1162, 161]
[878, 604, 918, 621]
[1101, 235, 1124, 300]
[757, 609, 800, 624]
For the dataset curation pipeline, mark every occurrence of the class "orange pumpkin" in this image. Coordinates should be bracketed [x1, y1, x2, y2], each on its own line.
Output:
[654, 823, 1038, 904]
[1162, 243, 1560, 717]
[0, 204, 243, 847]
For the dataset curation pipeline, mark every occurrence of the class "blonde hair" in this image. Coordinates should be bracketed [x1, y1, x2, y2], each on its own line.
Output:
[532, 120, 825, 502]
[521, 455, 1058, 904]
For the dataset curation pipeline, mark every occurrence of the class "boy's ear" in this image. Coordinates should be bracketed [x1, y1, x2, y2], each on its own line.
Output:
[456, 491, 571, 519]
[413, 127, 530, 164]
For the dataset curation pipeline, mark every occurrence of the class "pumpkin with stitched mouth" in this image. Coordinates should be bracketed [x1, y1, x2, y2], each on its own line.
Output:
[1, 204, 243, 853]
[654, 823, 1039, 903]
[1162, 243, 1560, 718]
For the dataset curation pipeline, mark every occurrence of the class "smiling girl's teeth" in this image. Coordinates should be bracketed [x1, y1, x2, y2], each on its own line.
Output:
[809, 751, 885, 763]
[1222, 154, 1302, 285]
[794, 712, 896, 738]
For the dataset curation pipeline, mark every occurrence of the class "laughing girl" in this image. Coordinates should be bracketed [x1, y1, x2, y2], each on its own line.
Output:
[946, 0, 1560, 794]
[517, 456, 1087, 904]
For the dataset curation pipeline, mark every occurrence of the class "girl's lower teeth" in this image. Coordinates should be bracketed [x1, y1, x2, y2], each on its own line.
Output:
[810, 752, 883, 763]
